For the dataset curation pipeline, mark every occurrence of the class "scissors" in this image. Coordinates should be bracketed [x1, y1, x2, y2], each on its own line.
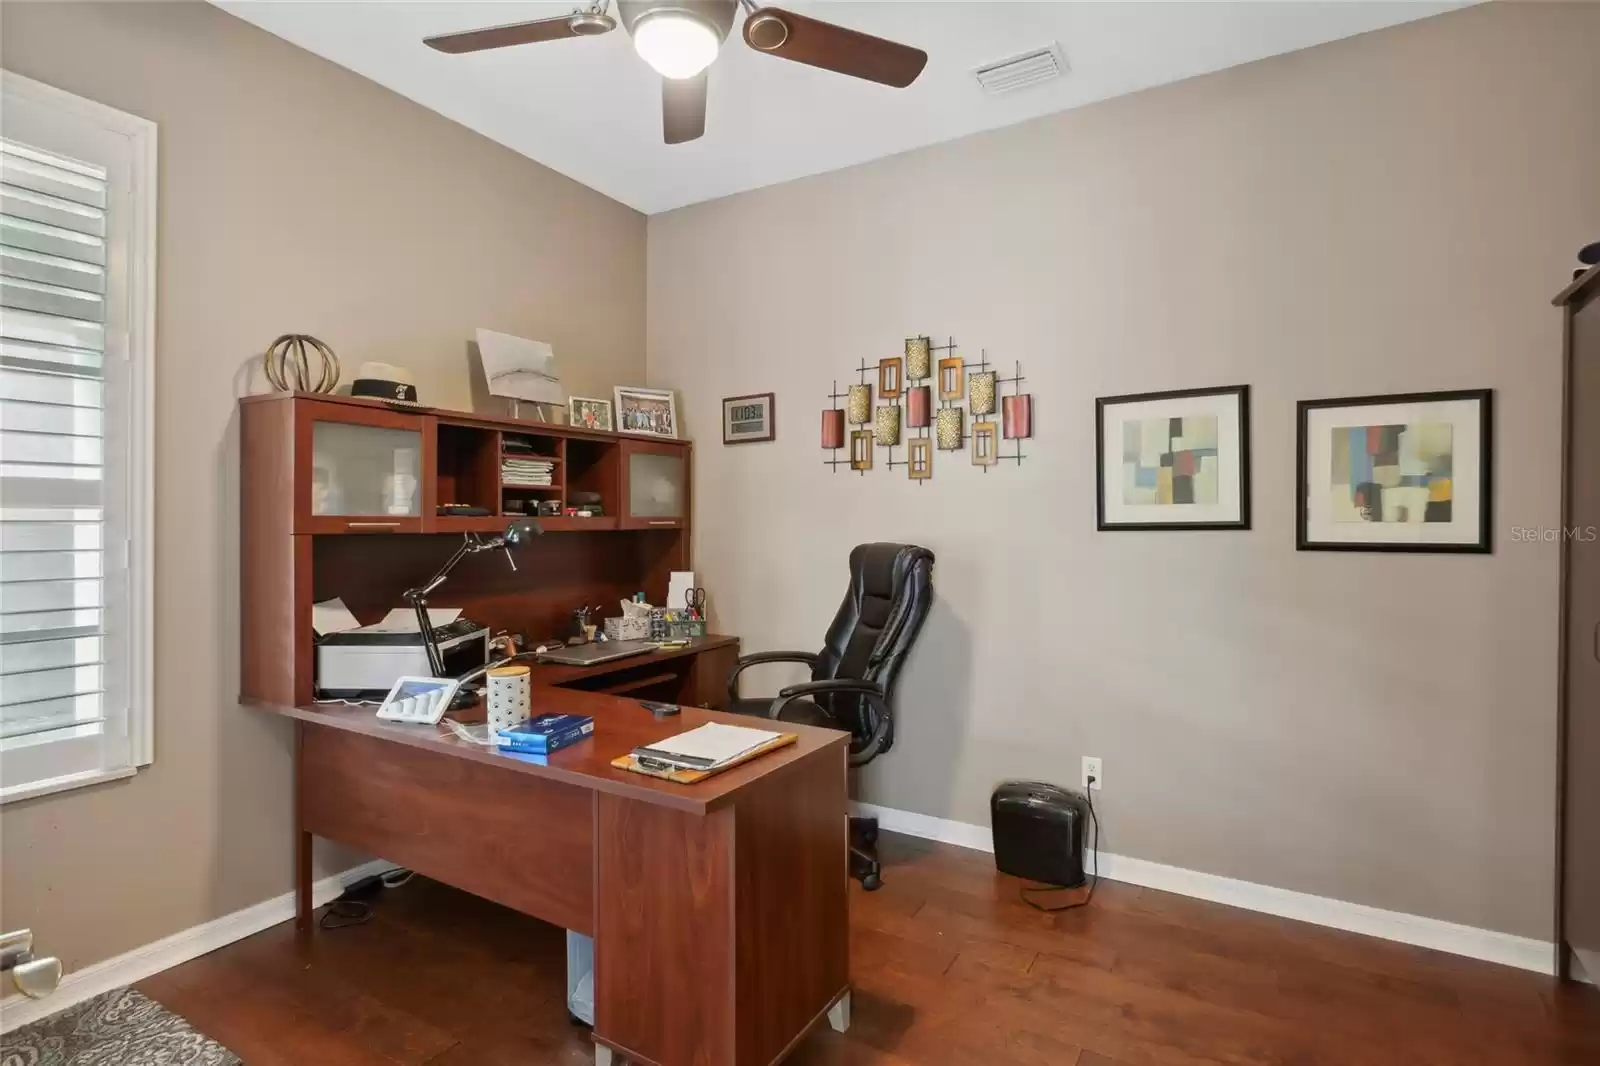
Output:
[684, 587, 707, 620]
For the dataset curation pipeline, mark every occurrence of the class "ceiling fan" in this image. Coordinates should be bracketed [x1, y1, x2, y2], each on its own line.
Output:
[423, 1, 928, 145]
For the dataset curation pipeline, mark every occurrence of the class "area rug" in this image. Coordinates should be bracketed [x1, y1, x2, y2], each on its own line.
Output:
[0, 988, 239, 1066]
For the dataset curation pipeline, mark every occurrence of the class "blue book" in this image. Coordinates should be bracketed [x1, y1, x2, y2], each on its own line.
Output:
[497, 713, 594, 755]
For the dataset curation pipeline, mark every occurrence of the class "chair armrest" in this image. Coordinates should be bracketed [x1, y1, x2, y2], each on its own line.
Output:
[776, 678, 884, 700]
[737, 651, 820, 668]
[766, 680, 892, 769]
[726, 651, 820, 705]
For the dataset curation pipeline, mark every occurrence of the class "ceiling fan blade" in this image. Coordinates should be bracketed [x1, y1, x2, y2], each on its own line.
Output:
[742, 7, 926, 88]
[663, 72, 709, 145]
[424, 15, 582, 54]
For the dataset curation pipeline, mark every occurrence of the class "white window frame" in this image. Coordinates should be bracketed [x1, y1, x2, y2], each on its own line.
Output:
[1, 71, 155, 803]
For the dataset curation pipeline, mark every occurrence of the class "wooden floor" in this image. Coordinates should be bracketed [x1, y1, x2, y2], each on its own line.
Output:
[139, 833, 1599, 1066]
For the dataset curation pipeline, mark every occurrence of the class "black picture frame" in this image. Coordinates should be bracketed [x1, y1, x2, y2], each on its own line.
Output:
[1095, 385, 1251, 531]
[1295, 388, 1493, 553]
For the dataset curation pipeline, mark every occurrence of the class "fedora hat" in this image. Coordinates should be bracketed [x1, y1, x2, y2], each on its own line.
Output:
[350, 362, 420, 405]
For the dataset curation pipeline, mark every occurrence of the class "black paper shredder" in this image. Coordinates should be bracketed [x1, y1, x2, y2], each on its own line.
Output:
[990, 781, 1090, 888]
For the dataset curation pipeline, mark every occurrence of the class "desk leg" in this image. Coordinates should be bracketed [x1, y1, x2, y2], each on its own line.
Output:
[295, 829, 313, 932]
[294, 721, 313, 933]
[594, 748, 847, 1066]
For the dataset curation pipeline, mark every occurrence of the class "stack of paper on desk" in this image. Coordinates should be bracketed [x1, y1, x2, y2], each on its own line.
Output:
[633, 723, 783, 771]
[311, 599, 462, 637]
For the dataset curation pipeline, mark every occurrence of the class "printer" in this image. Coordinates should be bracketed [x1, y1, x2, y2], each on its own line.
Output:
[315, 610, 490, 698]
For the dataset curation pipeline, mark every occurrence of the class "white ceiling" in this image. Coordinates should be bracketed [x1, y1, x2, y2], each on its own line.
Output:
[216, 1, 1469, 214]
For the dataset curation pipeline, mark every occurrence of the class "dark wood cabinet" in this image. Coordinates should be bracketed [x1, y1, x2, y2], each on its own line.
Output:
[240, 393, 695, 706]
[1556, 265, 1600, 983]
[295, 400, 434, 534]
[619, 436, 689, 530]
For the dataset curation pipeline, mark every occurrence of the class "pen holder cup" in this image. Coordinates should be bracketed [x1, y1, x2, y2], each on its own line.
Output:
[486, 665, 532, 732]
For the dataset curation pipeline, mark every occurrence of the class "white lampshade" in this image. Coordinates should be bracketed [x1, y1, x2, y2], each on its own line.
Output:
[632, 10, 720, 80]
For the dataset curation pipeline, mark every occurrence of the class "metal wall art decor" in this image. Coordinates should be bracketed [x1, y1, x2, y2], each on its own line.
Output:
[969, 371, 996, 416]
[906, 336, 932, 381]
[907, 386, 931, 428]
[936, 407, 964, 450]
[879, 358, 903, 399]
[850, 430, 874, 470]
[972, 421, 999, 466]
[847, 384, 872, 425]
[909, 437, 933, 479]
[875, 405, 901, 447]
[821, 408, 845, 450]
[1003, 394, 1033, 440]
[938, 357, 964, 401]
[821, 338, 1032, 481]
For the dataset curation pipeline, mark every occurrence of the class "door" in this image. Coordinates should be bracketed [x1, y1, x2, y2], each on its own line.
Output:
[294, 401, 433, 533]
[1565, 294, 1600, 971]
[619, 438, 688, 530]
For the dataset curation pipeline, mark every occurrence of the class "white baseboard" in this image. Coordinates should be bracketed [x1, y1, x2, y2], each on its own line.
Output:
[1573, 947, 1598, 985]
[0, 859, 394, 1034]
[853, 801, 1556, 976]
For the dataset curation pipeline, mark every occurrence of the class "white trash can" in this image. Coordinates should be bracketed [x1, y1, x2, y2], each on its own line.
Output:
[567, 930, 595, 1026]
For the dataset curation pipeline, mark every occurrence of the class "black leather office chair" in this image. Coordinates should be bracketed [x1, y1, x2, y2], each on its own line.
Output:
[726, 543, 934, 890]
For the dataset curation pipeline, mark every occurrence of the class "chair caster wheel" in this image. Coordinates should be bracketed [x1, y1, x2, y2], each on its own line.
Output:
[860, 873, 882, 892]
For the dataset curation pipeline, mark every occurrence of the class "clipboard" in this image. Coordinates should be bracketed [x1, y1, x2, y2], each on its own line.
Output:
[611, 732, 799, 783]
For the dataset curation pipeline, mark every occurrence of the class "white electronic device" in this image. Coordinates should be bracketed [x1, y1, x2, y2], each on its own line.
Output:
[317, 616, 488, 698]
[375, 675, 461, 725]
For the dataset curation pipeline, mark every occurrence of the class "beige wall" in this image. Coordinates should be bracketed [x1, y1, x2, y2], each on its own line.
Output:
[0, 1, 644, 971]
[650, 1, 1600, 939]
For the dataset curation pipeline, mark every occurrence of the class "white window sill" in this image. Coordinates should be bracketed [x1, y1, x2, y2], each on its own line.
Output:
[0, 766, 137, 805]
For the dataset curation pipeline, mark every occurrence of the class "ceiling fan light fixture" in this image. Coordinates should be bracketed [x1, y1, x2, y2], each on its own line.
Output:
[632, 8, 721, 80]
[569, 10, 617, 35]
[745, 12, 788, 51]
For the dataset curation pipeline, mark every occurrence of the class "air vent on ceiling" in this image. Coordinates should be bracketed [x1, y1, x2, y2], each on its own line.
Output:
[973, 44, 1066, 95]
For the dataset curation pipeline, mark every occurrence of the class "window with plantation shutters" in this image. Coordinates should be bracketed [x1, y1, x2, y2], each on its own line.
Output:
[0, 72, 154, 803]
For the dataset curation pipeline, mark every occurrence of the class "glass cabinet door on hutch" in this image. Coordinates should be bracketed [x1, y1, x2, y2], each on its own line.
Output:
[294, 402, 432, 533]
[620, 438, 687, 529]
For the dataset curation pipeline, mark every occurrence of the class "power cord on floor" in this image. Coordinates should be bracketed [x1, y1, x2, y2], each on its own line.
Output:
[318, 867, 415, 931]
[1020, 777, 1100, 913]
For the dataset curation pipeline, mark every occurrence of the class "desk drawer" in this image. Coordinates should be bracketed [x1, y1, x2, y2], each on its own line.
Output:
[299, 727, 594, 934]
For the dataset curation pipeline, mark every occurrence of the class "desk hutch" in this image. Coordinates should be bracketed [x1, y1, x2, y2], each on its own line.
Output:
[238, 392, 722, 708]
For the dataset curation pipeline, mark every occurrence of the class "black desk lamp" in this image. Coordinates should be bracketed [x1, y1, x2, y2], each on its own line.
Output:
[403, 518, 543, 678]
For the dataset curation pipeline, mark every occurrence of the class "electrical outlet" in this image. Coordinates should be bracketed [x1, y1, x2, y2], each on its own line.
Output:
[1082, 756, 1103, 791]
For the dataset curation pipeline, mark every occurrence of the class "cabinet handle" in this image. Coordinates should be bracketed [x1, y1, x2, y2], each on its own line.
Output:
[647, 520, 678, 526]
[345, 521, 402, 530]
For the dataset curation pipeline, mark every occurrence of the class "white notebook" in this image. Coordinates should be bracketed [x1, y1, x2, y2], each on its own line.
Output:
[634, 723, 782, 770]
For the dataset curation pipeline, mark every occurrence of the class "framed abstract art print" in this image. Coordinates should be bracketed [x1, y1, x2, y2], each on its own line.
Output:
[1297, 389, 1491, 552]
[1096, 385, 1250, 531]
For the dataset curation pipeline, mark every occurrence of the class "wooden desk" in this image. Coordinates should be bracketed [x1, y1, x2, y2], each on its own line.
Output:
[253, 688, 850, 1066]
